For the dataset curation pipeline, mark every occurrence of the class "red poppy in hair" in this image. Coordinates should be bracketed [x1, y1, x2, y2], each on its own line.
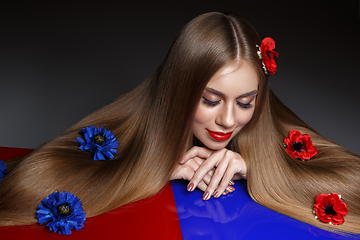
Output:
[259, 37, 279, 75]
[284, 129, 317, 160]
[314, 193, 348, 225]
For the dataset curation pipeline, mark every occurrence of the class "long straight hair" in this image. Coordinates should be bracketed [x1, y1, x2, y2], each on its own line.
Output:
[1, 12, 359, 234]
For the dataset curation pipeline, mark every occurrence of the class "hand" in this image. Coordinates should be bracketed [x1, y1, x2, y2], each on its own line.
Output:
[170, 155, 217, 192]
[180, 146, 247, 200]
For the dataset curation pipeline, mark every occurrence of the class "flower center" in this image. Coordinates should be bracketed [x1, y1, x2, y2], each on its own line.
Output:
[324, 204, 337, 215]
[94, 134, 106, 146]
[292, 142, 303, 152]
[57, 202, 72, 217]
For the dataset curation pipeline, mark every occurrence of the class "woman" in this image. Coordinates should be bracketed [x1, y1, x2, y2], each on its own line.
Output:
[0, 12, 359, 235]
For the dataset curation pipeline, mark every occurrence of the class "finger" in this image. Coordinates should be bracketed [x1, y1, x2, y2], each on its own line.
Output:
[192, 157, 216, 178]
[187, 170, 214, 192]
[202, 171, 214, 185]
[190, 149, 227, 192]
[191, 158, 216, 185]
[186, 158, 214, 181]
[180, 158, 206, 180]
[180, 146, 213, 164]
[192, 156, 206, 166]
[221, 185, 236, 196]
[214, 162, 241, 197]
[196, 180, 208, 192]
[203, 152, 232, 199]
[207, 150, 244, 198]
[187, 179, 209, 192]
[185, 157, 215, 191]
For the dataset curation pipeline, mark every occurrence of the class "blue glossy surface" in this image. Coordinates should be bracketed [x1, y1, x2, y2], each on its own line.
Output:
[172, 180, 360, 240]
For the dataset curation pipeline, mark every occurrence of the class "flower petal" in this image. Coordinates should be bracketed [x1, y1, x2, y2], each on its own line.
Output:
[259, 37, 278, 75]
[75, 126, 118, 160]
[36, 191, 86, 235]
[94, 151, 105, 160]
[314, 193, 348, 225]
[284, 130, 317, 160]
[288, 130, 302, 142]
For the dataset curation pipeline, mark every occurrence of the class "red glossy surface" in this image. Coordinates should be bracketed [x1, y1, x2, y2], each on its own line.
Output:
[0, 147, 183, 240]
[0, 146, 34, 160]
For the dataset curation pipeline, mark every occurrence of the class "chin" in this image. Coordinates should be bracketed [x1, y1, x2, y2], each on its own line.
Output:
[203, 141, 229, 151]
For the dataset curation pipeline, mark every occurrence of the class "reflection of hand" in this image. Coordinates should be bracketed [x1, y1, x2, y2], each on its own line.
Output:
[180, 146, 247, 200]
[177, 194, 240, 224]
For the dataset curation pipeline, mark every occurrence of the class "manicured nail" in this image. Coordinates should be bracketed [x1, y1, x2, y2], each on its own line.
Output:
[213, 191, 220, 198]
[229, 180, 235, 185]
[187, 183, 194, 191]
[227, 186, 235, 192]
[203, 191, 210, 200]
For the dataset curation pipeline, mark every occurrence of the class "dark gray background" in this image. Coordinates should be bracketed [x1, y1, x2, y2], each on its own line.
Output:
[0, 0, 359, 155]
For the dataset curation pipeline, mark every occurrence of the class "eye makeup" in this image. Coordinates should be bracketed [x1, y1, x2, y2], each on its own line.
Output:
[236, 96, 256, 109]
[202, 97, 220, 106]
[236, 101, 252, 108]
[202, 95, 256, 109]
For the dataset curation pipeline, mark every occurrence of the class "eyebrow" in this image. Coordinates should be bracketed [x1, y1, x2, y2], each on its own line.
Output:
[205, 87, 258, 98]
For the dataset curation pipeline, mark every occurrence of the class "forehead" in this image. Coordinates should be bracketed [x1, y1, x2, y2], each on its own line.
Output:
[206, 61, 259, 95]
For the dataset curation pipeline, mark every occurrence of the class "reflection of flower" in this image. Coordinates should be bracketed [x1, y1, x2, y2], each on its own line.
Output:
[256, 37, 278, 75]
[0, 160, 7, 182]
[36, 191, 86, 235]
[284, 129, 317, 160]
[314, 193, 348, 225]
[75, 126, 119, 160]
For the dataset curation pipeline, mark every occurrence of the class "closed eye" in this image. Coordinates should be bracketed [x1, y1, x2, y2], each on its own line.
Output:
[202, 97, 220, 106]
[236, 101, 252, 108]
[236, 94, 256, 109]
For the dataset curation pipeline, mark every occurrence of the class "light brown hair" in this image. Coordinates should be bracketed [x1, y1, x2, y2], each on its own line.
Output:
[1, 12, 359, 234]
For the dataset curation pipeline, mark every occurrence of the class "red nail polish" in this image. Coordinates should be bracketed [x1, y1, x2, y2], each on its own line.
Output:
[203, 191, 210, 200]
[214, 191, 219, 198]
[227, 186, 235, 192]
[187, 183, 194, 191]
[230, 180, 235, 185]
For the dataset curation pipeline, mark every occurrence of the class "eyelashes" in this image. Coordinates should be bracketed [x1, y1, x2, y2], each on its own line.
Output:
[202, 97, 253, 108]
[237, 101, 252, 108]
[202, 97, 220, 106]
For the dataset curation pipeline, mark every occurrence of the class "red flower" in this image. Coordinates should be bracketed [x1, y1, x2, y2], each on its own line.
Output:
[284, 130, 317, 160]
[260, 37, 279, 75]
[314, 193, 348, 225]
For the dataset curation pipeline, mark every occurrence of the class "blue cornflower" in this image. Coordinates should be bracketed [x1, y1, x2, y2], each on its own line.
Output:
[0, 160, 7, 182]
[36, 191, 86, 235]
[75, 126, 119, 160]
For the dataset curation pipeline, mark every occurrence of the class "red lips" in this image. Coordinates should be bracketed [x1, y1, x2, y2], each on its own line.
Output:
[206, 129, 232, 142]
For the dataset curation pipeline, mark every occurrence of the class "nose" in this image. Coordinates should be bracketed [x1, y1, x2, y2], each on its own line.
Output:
[215, 103, 235, 129]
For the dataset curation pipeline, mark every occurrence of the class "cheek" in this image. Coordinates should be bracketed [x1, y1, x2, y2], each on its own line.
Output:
[193, 105, 214, 125]
[235, 109, 255, 126]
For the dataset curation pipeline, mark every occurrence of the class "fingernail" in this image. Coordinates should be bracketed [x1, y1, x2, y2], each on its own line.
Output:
[227, 186, 235, 192]
[187, 183, 194, 191]
[203, 191, 210, 200]
[213, 191, 220, 198]
[229, 180, 235, 185]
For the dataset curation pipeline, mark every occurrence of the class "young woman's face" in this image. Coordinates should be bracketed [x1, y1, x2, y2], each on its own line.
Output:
[192, 60, 259, 150]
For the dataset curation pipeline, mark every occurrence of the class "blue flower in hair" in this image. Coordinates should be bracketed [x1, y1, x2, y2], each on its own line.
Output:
[0, 160, 7, 182]
[36, 191, 86, 235]
[75, 126, 119, 160]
